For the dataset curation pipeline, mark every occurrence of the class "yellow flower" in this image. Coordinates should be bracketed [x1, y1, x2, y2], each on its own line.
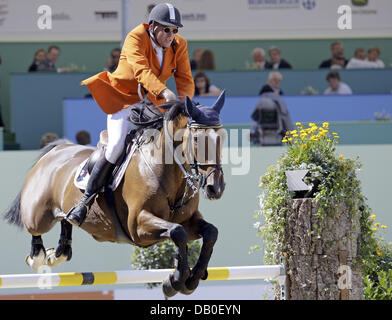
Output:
[296, 122, 302, 126]
[332, 132, 338, 135]
[334, 135, 340, 139]
[375, 222, 380, 227]
[301, 144, 308, 150]
[322, 122, 329, 128]
[339, 155, 344, 160]
[290, 130, 297, 135]
[309, 122, 316, 127]
[376, 248, 383, 256]
[293, 134, 299, 137]
[327, 139, 331, 142]
[370, 214, 376, 219]
[343, 163, 347, 168]
[381, 225, 388, 229]
[288, 137, 293, 142]
[372, 227, 377, 231]
[282, 138, 288, 143]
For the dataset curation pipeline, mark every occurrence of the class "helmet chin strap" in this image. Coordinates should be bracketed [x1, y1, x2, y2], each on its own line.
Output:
[149, 22, 163, 48]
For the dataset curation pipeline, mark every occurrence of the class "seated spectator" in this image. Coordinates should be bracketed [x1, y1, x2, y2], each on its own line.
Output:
[319, 41, 348, 69]
[250, 92, 293, 146]
[190, 48, 204, 70]
[76, 130, 92, 146]
[265, 46, 292, 69]
[324, 71, 352, 95]
[249, 48, 267, 70]
[36, 45, 70, 73]
[105, 48, 121, 73]
[28, 49, 46, 72]
[198, 49, 215, 70]
[367, 47, 385, 68]
[346, 48, 379, 69]
[259, 72, 284, 95]
[40, 132, 59, 148]
[194, 72, 222, 97]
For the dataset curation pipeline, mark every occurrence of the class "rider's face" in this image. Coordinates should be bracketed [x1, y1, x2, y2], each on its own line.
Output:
[152, 23, 178, 48]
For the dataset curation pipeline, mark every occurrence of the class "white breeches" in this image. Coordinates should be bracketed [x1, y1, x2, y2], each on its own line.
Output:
[105, 106, 138, 164]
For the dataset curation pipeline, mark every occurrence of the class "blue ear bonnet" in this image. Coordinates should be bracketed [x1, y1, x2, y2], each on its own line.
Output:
[185, 90, 225, 127]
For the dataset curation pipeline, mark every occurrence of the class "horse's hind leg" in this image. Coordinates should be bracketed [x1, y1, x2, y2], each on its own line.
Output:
[46, 220, 73, 267]
[26, 236, 47, 271]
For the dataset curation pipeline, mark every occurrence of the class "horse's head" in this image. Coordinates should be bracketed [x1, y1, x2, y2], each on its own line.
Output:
[183, 91, 227, 200]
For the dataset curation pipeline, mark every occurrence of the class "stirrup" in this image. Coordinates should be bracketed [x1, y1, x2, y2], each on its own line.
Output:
[65, 202, 90, 227]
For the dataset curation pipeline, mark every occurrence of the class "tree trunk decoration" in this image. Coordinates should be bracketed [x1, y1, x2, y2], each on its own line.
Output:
[277, 198, 362, 300]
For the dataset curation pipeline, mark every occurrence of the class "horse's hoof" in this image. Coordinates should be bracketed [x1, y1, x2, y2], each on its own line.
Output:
[25, 248, 46, 271]
[162, 276, 178, 299]
[45, 248, 68, 267]
[180, 284, 197, 295]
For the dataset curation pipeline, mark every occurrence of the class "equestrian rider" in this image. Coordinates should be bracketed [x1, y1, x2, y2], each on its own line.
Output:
[66, 3, 195, 227]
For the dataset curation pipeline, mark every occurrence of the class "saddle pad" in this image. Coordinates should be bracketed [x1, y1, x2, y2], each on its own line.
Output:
[74, 143, 138, 191]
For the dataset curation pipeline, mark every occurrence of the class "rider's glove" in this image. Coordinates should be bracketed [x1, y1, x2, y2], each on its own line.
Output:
[160, 88, 177, 102]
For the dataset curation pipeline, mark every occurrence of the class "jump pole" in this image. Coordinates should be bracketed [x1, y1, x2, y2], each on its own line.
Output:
[0, 265, 286, 294]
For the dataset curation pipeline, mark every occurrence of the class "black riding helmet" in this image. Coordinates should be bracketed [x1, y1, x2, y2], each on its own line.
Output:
[148, 3, 183, 28]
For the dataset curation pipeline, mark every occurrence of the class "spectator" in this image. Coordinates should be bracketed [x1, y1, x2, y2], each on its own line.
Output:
[250, 48, 267, 70]
[194, 72, 222, 97]
[324, 71, 352, 95]
[265, 46, 292, 69]
[105, 48, 121, 73]
[259, 72, 284, 95]
[198, 49, 215, 70]
[346, 48, 379, 69]
[190, 48, 204, 70]
[76, 130, 92, 146]
[28, 49, 46, 72]
[40, 132, 59, 148]
[367, 47, 385, 68]
[319, 41, 348, 69]
[250, 93, 293, 146]
[147, 4, 155, 14]
[36, 45, 70, 73]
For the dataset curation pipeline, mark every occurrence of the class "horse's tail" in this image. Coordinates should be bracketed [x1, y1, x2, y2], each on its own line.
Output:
[3, 191, 23, 228]
[2, 138, 73, 229]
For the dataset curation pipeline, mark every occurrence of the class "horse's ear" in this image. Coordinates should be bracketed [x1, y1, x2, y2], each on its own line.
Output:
[185, 96, 198, 119]
[211, 90, 226, 114]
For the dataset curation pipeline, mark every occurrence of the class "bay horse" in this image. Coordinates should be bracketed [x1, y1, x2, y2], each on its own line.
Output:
[3, 93, 226, 297]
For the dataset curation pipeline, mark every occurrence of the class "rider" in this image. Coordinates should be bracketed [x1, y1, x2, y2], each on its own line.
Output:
[66, 3, 195, 227]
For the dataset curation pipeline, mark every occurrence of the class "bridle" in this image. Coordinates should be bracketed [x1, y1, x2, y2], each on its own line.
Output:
[137, 117, 224, 214]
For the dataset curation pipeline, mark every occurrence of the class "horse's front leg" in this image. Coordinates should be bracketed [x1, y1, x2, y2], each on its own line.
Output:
[136, 210, 190, 298]
[182, 211, 218, 295]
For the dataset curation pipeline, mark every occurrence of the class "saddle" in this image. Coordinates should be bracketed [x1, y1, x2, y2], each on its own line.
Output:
[74, 129, 137, 192]
[74, 101, 164, 191]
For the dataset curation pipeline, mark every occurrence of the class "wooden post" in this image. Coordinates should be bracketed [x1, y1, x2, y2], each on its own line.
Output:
[278, 198, 362, 300]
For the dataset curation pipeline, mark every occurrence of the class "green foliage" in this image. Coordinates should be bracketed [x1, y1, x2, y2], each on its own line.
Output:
[131, 240, 202, 288]
[253, 122, 386, 300]
[363, 238, 392, 300]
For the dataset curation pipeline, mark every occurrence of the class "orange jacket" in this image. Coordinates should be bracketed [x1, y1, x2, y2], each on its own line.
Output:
[81, 23, 195, 114]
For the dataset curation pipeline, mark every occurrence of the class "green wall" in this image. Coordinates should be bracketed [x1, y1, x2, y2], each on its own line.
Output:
[1, 38, 392, 132]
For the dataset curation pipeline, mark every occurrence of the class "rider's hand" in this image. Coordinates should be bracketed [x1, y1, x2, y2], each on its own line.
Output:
[160, 88, 177, 102]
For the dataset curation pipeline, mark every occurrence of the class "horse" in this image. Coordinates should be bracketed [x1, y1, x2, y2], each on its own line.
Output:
[3, 93, 226, 297]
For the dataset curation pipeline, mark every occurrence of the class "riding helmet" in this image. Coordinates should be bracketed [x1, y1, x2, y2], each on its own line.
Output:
[148, 3, 183, 28]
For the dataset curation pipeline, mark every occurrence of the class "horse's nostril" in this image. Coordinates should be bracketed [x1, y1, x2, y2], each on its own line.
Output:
[207, 185, 216, 196]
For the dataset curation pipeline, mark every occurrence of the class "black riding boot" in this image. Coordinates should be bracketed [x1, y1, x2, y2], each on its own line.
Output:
[66, 153, 115, 227]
